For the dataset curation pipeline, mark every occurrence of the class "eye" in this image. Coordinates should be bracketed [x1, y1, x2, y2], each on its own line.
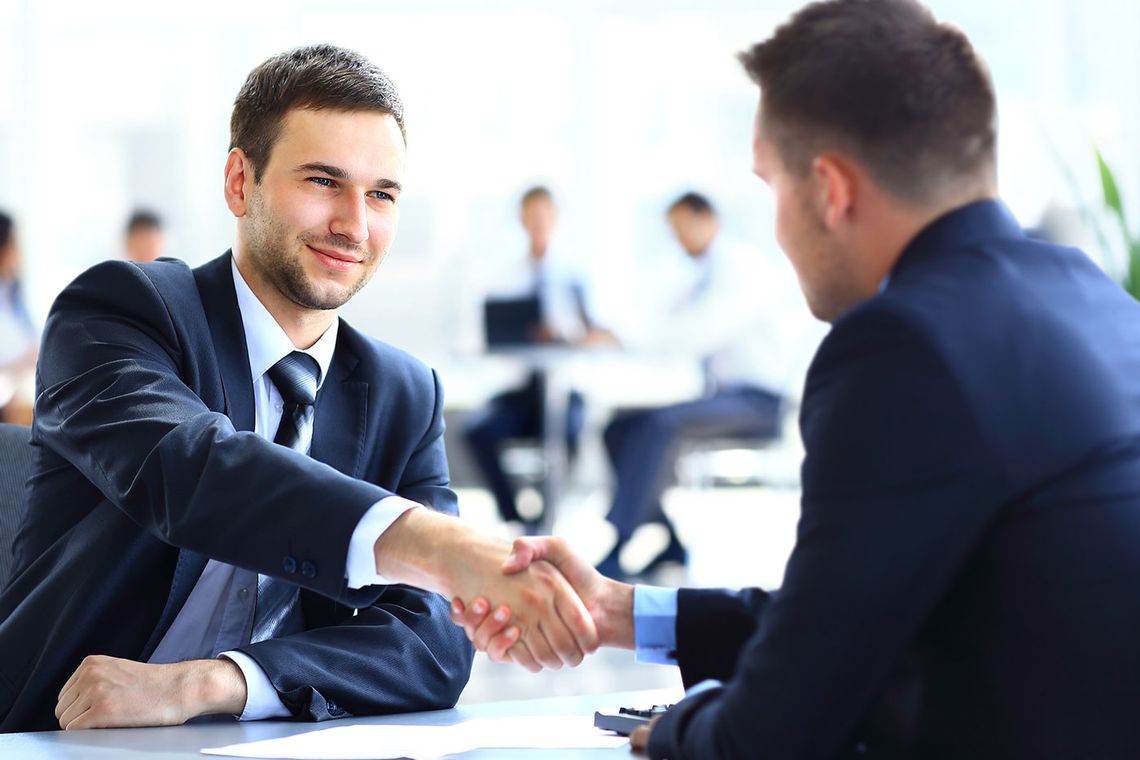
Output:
[308, 177, 335, 188]
[369, 190, 396, 203]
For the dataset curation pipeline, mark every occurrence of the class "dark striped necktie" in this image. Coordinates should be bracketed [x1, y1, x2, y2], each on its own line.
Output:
[250, 351, 321, 644]
[267, 351, 321, 451]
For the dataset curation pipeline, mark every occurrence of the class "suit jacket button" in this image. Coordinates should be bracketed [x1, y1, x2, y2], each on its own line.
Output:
[326, 699, 338, 713]
[301, 560, 317, 578]
[282, 556, 298, 574]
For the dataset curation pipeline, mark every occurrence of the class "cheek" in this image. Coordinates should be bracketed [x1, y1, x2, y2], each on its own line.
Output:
[369, 210, 399, 248]
[265, 191, 317, 235]
[772, 192, 798, 254]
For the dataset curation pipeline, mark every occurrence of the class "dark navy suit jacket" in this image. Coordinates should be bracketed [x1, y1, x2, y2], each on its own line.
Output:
[0, 253, 473, 732]
[650, 201, 1140, 759]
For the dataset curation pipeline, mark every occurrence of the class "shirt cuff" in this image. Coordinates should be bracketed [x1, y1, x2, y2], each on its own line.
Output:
[345, 496, 422, 589]
[219, 651, 291, 721]
[685, 678, 724, 699]
[633, 585, 679, 666]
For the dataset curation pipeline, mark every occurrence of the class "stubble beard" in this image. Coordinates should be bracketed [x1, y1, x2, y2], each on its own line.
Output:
[245, 191, 376, 312]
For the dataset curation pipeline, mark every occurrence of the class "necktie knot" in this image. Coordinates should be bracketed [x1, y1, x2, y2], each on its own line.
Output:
[267, 352, 320, 407]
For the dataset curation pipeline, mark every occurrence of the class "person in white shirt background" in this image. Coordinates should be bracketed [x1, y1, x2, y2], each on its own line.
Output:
[595, 191, 811, 579]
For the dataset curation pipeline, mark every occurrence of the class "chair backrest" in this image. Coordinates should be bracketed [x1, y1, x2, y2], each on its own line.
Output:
[0, 423, 33, 591]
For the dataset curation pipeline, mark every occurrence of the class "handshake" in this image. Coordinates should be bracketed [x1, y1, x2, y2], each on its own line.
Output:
[373, 509, 635, 672]
[449, 535, 636, 671]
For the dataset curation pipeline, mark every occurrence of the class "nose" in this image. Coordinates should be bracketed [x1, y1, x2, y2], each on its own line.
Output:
[330, 193, 369, 246]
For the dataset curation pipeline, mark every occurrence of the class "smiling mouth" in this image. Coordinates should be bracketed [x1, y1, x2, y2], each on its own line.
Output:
[307, 244, 362, 272]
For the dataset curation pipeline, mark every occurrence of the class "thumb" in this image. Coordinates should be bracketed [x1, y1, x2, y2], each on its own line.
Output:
[501, 537, 547, 574]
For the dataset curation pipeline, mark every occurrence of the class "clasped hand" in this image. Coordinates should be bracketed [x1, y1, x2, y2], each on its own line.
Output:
[445, 541, 603, 672]
[450, 536, 633, 667]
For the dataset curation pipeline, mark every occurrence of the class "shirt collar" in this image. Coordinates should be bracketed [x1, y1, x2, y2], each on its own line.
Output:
[230, 257, 338, 391]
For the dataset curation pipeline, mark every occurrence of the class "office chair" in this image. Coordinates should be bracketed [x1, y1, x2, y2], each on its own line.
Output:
[0, 422, 33, 591]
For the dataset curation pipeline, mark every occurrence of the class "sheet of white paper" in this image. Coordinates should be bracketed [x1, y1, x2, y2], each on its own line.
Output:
[202, 724, 456, 760]
[201, 715, 627, 759]
[460, 716, 628, 749]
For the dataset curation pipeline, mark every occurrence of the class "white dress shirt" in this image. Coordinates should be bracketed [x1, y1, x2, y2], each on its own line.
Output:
[627, 236, 820, 397]
[148, 259, 419, 720]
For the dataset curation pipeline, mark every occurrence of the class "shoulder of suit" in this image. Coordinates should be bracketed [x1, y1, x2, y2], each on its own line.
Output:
[78, 255, 192, 286]
[336, 318, 437, 383]
[64, 256, 195, 304]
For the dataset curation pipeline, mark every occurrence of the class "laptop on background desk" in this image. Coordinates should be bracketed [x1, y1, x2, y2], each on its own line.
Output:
[484, 296, 542, 347]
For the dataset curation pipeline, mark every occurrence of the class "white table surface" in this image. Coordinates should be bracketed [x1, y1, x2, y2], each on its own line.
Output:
[0, 687, 682, 759]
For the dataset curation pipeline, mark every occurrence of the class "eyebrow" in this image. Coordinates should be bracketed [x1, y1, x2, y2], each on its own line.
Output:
[295, 162, 402, 193]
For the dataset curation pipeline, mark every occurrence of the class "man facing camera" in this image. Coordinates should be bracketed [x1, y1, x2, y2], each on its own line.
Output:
[454, 1, 1140, 757]
[0, 44, 595, 732]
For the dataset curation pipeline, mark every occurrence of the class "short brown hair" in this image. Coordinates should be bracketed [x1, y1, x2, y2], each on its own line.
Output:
[230, 44, 405, 182]
[668, 191, 715, 217]
[520, 186, 553, 206]
[739, 0, 996, 204]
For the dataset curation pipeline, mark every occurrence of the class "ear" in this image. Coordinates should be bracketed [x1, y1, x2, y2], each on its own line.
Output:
[811, 154, 858, 230]
[223, 148, 254, 218]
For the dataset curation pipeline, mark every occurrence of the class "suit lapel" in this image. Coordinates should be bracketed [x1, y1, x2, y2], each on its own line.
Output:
[311, 322, 369, 478]
[192, 251, 256, 433]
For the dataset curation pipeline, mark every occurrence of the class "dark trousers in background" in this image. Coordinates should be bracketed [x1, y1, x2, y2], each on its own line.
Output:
[464, 371, 584, 524]
[601, 386, 783, 573]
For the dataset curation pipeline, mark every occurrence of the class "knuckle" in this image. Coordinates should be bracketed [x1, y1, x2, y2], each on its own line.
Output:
[521, 587, 546, 608]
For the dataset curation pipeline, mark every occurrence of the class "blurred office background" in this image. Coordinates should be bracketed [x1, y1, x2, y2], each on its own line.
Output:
[1, 0, 1138, 702]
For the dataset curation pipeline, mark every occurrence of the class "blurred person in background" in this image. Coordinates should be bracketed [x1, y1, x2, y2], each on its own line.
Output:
[596, 191, 806, 579]
[0, 211, 38, 425]
[464, 186, 616, 530]
[123, 209, 166, 263]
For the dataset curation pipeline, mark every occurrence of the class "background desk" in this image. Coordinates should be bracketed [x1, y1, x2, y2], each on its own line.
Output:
[0, 687, 681, 759]
[441, 348, 704, 532]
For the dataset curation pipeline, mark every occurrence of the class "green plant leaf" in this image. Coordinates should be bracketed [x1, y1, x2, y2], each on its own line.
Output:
[1097, 149, 1124, 215]
[1096, 148, 1140, 296]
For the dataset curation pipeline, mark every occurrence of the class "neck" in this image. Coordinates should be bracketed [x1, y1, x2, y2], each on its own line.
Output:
[232, 248, 335, 350]
[859, 183, 997, 294]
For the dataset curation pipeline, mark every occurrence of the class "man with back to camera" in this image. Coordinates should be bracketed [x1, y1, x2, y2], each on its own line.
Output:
[0, 44, 597, 733]
[452, 0, 1140, 756]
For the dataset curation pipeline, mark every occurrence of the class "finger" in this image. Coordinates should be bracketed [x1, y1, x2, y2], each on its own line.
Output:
[501, 538, 540, 574]
[539, 612, 584, 669]
[532, 621, 567, 670]
[553, 582, 599, 656]
[503, 536, 574, 573]
[629, 725, 651, 753]
[486, 626, 520, 662]
[506, 638, 542, 673]
[472, 605, 512, 652]
[452, 597, 491, 641]
[59, 694, 93, 731]
[55, 679, 81, 722]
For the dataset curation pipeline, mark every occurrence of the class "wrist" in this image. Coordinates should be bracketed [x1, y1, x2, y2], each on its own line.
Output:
[182, 659, 248, 718]
[373, 508, 509, 598]
[596, 579, 636, 650]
